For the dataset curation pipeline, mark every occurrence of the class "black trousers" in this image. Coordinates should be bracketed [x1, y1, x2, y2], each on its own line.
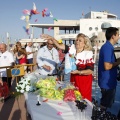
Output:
[100, 88, 116, 108]
[117, 110, 120, 118]
[2, 77, 12, 88]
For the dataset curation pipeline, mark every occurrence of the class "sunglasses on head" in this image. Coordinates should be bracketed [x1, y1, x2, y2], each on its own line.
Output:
[47, 43, 54, 46]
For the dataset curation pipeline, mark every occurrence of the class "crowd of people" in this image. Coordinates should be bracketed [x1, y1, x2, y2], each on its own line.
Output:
[0, 41, 35, 88]
[0, 27, 120, 115]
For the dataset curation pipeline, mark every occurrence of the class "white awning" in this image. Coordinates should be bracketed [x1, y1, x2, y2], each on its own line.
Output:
[19, 38, 47, 43]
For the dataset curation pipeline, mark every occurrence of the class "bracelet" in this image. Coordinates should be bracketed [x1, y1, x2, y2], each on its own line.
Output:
[79, 71, 82, 75]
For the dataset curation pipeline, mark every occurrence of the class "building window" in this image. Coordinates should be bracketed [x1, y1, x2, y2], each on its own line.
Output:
[89, 27, 92, 31]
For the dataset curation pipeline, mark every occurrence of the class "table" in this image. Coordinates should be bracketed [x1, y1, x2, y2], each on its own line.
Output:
[24, 93, 93, 120]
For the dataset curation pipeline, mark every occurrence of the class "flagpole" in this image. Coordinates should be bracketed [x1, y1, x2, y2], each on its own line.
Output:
[31, 26, 34, 51]
[6, 32, 10, 51]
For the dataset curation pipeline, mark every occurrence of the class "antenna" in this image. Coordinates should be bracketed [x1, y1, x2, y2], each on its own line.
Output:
[6, 32, 10, 51]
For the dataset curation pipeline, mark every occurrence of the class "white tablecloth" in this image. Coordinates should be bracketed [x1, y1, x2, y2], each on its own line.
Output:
[24, 93, 93, 120]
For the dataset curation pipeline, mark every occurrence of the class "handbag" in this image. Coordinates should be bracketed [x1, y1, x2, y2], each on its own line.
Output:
[0, 82, 10, 100]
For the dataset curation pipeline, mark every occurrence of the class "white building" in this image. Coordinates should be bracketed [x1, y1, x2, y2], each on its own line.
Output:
[20, 11, 120, 50]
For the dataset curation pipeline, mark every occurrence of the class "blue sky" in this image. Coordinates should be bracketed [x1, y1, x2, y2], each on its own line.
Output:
[0, 0, 120, 43]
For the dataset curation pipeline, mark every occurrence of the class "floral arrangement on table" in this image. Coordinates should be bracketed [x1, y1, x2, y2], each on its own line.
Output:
[14, 75, 82, 101]
[35, 77, 82, 101]
[15, 77, 36, 94]
[36, 77, 64, 100]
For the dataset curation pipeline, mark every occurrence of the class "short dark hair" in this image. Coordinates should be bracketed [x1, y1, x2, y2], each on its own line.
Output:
[105, 27, 118, 40]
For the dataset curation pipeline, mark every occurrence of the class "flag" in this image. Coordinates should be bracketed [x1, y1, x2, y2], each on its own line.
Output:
[82, 11, 84, 16]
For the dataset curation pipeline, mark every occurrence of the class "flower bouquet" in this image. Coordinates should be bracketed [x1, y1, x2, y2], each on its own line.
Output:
[15, 77, 36, 96]
[35, 77, 82, 101]
[35, 76, 64, 100]
[14, 75, 82, 101]
[16, 78, 30, 93]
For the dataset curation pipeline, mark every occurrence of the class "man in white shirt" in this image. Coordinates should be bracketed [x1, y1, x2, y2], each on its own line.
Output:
[0, 44, 14, 87]
[26, 42, 35, 72]
[37, 40, 59, 75]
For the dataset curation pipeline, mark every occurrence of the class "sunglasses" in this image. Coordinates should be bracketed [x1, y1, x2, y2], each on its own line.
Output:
[47, 43, 54, 46]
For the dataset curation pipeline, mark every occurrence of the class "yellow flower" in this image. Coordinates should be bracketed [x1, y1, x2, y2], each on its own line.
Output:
[58, 39, 62, 44]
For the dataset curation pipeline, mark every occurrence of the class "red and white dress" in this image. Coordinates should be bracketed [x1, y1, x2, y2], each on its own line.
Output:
[64, 44, 94, 101]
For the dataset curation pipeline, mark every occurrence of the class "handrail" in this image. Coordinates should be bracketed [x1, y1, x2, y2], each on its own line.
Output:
[0, 63, 37, 84]
[0, 63, 37, 69]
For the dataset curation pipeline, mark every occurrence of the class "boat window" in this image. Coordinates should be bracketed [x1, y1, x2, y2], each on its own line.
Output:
[89, 27, 92, 31]
[96, 16, 101, 19]
[95, 27, 98, 31]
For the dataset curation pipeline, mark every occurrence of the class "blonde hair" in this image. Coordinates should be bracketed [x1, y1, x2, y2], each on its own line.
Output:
[76, 33, 92, 51]
[13, 47, 17, 54]
[16, 41, 22, 47]
[13, 42, 22, 53]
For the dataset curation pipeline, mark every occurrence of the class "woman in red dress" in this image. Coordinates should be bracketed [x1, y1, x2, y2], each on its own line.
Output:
[41, 33, 94, 101]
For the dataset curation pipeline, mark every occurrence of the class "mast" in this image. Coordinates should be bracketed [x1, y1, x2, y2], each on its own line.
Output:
[6, 32, 10, 51]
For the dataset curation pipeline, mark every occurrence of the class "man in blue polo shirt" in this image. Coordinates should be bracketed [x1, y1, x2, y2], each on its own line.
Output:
[98, 27, 120, 110]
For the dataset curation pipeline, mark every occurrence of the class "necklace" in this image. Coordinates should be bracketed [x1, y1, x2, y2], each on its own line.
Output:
[77, 48, 84, 53]
[48, 49, 54, 60]
[75, 49, 84, 56]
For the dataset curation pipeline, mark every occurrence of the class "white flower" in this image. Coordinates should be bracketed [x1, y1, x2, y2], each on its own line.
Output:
[26, 78, 30, 82]
[24, 80, 29, 85]
[20, 84, 25, 89]
[20, 89, 24, 93]
[16, 77, 32, 93]
[16, 89, 19, 92]
[26, 85, 30, 91]
[19, 80, 23, 84]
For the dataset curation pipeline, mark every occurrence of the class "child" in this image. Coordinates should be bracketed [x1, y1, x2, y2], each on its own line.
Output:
[16, 48, 27, 73]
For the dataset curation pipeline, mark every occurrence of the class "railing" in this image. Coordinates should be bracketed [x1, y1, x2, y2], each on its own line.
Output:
[0, 63, 37, 84]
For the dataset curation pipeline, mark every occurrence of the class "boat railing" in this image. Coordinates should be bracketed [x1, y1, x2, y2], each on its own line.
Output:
[0, 63, 37, 84]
